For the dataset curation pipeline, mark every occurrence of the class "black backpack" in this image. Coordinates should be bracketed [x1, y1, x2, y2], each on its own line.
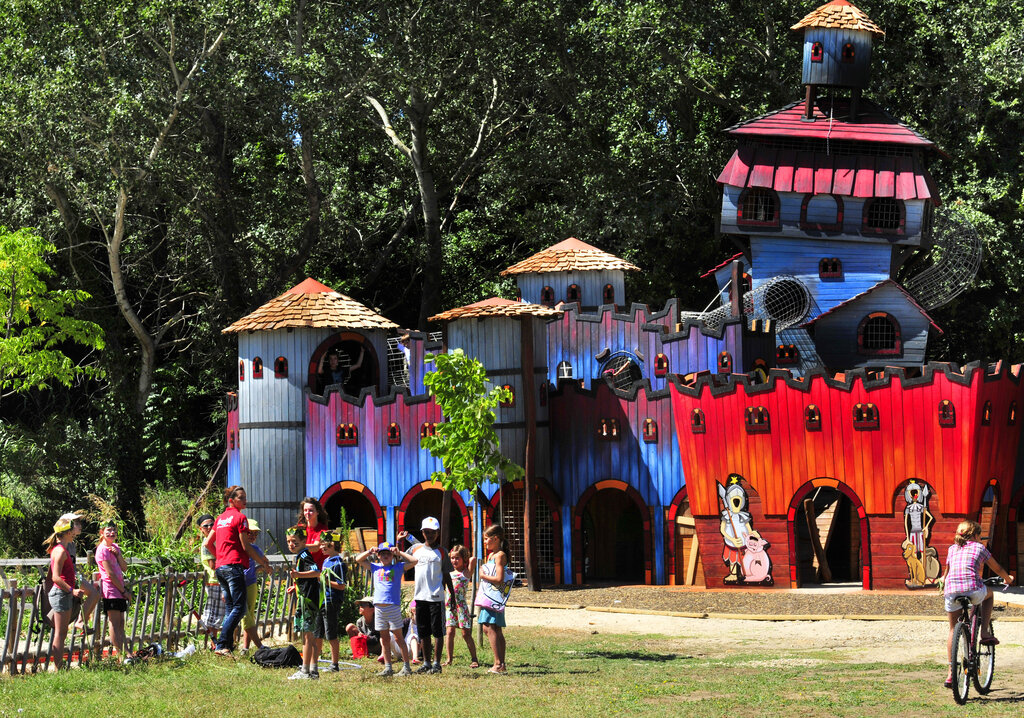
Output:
[251, 645, 302, 668]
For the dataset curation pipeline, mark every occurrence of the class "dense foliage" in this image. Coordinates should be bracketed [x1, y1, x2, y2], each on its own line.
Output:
[0, 0, 1020, 550]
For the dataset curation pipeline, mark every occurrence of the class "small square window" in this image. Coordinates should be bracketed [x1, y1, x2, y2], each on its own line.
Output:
[744, 406, 770, 434]
[336, 423, 358, 447]
[642, 418, 658, 443]
[853, 403, 879, 430]
[597, 418, 620, 440]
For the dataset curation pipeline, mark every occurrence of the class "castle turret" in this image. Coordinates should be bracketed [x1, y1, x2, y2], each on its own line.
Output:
[792, 0, 885, 120]
[499, 237, 638, 310]
[222, 278, 398, 541]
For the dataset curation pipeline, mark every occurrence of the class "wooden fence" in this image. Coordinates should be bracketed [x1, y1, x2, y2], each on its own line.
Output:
[0, 563, 298, 675]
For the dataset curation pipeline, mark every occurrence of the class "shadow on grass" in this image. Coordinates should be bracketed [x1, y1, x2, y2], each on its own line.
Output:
[579, 650, 683, 663]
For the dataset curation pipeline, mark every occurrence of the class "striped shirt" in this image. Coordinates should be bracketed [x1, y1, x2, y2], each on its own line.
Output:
[944, 541, 990, 596]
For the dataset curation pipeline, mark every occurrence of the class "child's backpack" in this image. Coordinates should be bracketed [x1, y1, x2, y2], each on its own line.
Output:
[251, 645, 302, 668]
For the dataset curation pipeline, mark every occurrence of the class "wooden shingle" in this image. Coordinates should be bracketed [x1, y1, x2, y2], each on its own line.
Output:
[791, 0, 884, 37]
[499, 237, 640, 276]
[222, 277, 398, 334]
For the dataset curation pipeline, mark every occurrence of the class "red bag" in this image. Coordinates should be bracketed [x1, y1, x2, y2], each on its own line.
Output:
[350, 633, 368, 659]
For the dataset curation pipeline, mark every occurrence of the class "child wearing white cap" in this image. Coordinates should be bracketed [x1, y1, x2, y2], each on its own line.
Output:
[401, 517, 456, 675]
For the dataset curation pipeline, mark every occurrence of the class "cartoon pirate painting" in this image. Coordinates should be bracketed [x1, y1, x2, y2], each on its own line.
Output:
[718, 474, 772, 585]
[902, 479, 940, 588]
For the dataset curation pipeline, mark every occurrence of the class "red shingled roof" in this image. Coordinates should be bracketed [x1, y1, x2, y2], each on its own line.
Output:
[429, 297, 563, 322]
[800, 279, 943, 334]
[699, 252, 745, 279]
[500, 237, 639, 276]
[725, 98, 936, 148]
[223, 278, 399, 334]
[791, 0, 884, 37]
[717, 144, 940, 203]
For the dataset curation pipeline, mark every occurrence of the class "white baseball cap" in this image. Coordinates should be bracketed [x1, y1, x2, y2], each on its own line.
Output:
[420, 517, 440, 531]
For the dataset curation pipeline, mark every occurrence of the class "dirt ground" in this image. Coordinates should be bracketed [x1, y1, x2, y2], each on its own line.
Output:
[508, 583, 1024, 617]
[507, 586, 1024, 692]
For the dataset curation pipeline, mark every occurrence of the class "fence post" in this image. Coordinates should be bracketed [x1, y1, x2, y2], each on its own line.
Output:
[2, 579, 18, 674]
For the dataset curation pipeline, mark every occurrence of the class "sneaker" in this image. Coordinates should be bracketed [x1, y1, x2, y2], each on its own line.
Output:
[396, 664, 413, 676]
[288, 669, 309, 680]
[377, 666, 394, 677]
[428, 664, 442, 675]
[415, 662, 433, 674]
[322, 663, 340, 673]
[309, 670, 320, 680]
[213, 648, 232, 658]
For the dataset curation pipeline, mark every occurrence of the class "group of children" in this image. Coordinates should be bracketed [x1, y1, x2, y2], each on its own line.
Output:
[42, 500, 511, 675]
[288, 518, 510, 678]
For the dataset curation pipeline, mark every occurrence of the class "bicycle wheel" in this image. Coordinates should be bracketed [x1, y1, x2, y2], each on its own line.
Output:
[973, 621, 995, 694]
[950, 621, 971, 704]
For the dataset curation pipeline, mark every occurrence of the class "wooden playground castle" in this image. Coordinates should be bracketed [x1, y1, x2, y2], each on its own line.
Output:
[222, 1, 1024, 590]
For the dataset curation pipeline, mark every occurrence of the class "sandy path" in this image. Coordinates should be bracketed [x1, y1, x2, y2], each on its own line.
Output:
[509, 606, 1024, 669]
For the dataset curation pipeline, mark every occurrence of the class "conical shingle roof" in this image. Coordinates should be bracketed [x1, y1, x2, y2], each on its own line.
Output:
[222, 278, 399, 334]
[791, 0, 884, 37]
[499, 237, 640, 276]
[429, 297, 563, 322]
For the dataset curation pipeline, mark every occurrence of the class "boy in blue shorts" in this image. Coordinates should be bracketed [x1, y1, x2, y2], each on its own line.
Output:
[318, 530, 347, 672]
[355, 541, 418, 677]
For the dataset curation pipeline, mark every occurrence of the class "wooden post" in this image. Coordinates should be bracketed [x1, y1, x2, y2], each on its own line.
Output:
[729, 260, 742, 317]
[2, 579, 17, 674]
[520, 315, 539, 591]
[803, 498, 832, 583]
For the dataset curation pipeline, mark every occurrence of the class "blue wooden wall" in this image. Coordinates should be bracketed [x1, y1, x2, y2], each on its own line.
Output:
[720, 186, 928, 245]
[809, 282, 931, 368]
[801, 28, 874, 88]
[750, 236, 891, 318]
[548, 381, 683, 584]
[546, 300, 774, 392]
[517, 269, 626, 308]
[237, 327, 335, 542]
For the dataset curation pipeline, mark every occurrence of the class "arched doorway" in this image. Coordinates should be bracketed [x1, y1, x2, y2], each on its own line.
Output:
[320, 481, 385, 550]
[574, 480, 650, 584]
[667, 487, 704, 586]
[397, 482, 470, 550]
[308, 332, 380, 395]
[788, 479, 869, 587]
[486, 480, 562, 584]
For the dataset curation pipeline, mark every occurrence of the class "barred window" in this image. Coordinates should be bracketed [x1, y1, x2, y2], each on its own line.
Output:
[864, 198, 904, 233]
[737, 189, 779, 226]
[858, 312, 901, 355]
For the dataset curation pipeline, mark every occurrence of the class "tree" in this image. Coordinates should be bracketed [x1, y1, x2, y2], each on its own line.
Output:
[0, 227, 104, 403]
[420, 349, 523, 565]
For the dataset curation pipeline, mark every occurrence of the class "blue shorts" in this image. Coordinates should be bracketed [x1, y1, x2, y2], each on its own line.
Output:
[477, 607, 505, 627]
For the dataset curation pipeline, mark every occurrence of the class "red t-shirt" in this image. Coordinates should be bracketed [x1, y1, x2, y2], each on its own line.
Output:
[214, 506, 251, 568]
[304, 522, 328, 568]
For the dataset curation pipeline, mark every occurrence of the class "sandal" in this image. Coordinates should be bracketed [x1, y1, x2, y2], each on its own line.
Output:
[469, 661, 480, 669]
[943, 674, 953, 688]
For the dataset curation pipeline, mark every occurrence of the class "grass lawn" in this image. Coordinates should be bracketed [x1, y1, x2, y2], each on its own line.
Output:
[0, 626, 1019, 717]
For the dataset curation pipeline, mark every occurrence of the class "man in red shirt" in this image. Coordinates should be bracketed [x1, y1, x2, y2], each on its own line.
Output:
[203, 485, 271, 655]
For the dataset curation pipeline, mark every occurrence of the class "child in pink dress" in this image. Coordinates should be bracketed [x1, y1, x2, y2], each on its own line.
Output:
[443, 544, 479, 667]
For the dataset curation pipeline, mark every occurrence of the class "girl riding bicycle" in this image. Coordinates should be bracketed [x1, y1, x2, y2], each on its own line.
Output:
[941, 520, 1014, 687]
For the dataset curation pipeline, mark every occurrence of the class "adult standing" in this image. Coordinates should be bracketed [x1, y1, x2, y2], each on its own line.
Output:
[204, 486, 271, 656]
[296, 497, 329, 568]
[296, 496, 329, 657]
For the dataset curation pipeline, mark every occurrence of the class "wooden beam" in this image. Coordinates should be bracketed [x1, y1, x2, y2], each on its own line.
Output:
[803, 497, 832, 583]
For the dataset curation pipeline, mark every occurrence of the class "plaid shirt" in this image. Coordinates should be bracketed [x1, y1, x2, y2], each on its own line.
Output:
[944, 541, 991, 596]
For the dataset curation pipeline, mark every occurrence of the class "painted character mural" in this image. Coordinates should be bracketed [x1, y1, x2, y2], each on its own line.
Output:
[718, 474, 772, 585]
[902, 479, 940, 588]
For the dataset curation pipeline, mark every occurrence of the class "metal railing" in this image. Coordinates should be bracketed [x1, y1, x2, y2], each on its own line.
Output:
[0, 563, 297, 675]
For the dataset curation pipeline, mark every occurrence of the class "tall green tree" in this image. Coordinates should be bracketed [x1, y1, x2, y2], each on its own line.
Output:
[0, 227, 104, 402]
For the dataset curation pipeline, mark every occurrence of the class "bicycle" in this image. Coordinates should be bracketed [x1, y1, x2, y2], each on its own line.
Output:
[949, 576, 1004, 704]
